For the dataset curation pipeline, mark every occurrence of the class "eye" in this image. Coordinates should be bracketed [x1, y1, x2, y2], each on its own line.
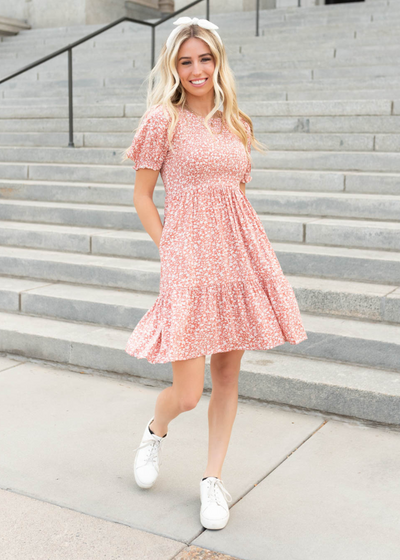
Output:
[182, 57, 212, 66]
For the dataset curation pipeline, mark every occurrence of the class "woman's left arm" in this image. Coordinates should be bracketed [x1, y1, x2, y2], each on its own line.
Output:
[239, 182, 246, 196]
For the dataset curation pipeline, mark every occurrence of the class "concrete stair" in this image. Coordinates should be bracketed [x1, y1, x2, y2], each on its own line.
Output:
[0, 16, 30, 37]
[1, 0, 400, 426]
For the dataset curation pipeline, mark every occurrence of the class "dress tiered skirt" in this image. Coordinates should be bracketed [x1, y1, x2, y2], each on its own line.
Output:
[125, 184, 307, 364]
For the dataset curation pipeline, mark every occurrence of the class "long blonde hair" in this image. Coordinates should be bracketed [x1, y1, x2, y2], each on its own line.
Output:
[120, 22, 266, 163]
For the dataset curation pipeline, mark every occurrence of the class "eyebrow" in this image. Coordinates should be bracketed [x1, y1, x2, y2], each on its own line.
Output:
[178, 53, 212, 61]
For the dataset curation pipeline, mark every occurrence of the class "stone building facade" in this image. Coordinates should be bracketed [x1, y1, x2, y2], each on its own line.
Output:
[0, 0, 364, 28]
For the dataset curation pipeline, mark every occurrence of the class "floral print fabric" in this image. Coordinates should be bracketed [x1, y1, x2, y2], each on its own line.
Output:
[125, 104, 307, 363]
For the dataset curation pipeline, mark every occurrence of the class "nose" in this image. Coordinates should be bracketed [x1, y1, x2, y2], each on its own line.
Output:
[191, 61, 202, 76]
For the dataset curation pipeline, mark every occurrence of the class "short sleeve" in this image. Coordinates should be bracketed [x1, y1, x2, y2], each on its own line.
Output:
[126, 105, 170, 171]
[241, 119, 252, 184]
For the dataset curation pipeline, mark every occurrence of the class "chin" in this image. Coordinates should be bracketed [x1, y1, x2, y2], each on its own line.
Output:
[189, 86, 214, 96]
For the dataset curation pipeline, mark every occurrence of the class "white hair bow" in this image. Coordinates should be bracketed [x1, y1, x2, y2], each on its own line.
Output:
[165, 16, 222, 50]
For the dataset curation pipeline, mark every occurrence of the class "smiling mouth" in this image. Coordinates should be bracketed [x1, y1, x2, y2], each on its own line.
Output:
[190, 78, 208, 85]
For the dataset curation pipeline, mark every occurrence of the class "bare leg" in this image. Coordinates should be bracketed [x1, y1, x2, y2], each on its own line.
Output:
[203, 349, 245, 479]
[149, 354, 206, 437]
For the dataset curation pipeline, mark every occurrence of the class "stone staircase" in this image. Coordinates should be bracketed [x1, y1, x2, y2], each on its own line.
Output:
[0, 16, 30, 36]
[1, 0, 399, 425]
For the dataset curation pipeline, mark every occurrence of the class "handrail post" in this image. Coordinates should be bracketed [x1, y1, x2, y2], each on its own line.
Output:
[206, 0, 210, 20]
[67, 48, 74, 147]
[151, 26, 155, 69]
[256, 0, 260, 37]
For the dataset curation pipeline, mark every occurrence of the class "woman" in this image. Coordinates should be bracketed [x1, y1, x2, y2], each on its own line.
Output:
[121, 16, 307, 530]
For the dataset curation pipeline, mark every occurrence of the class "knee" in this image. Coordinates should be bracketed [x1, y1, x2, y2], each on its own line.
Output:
[178, 394, 202, 412]
[212, 367, 239, 389]
[210, 351, 243, 387]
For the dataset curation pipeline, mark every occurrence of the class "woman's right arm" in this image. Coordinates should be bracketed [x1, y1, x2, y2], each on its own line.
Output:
[133, 168, 163, 249]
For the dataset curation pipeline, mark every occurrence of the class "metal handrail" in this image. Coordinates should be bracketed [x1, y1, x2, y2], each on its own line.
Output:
[0, 0, 267, 147]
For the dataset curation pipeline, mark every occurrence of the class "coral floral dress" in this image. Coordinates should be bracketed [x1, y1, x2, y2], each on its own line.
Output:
[125, 104, 307, 364]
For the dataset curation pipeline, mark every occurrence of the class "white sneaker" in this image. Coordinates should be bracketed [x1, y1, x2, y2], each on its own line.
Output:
[200, 476, 232, 529]
[133, 416, 168, 489]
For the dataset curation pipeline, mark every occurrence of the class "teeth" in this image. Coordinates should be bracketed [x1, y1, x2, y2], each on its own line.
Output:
[191, 79, 207, 84]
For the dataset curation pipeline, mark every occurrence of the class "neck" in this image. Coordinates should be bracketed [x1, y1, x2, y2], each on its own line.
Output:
[185, 90, 215, 117]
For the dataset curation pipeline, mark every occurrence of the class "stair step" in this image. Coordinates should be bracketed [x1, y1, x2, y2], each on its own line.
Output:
[1, 309, 400, 424]
[0, 115, 399, 134]
[251, 151, 400, 174]
[246, 191, 400, 221]
[3, 27, 399, 57]
[276, 312, 400, 372]
[239, 100, 394, 117]
[275, 242, 400, 284]
[0, 106, 124, 119]
[4, 49, 400, 69]
[240, 351, 400, 427]
[0, 277, 155, 327]
[0, 244, 162, 292]
[0, 167, 398, 195]
[4, 54, 400, 78]
[2, 77, 399, 101]
[1, 197, 400, 249]
[2, 178, 400, 232]
[1, 239, 400, 289]
[0, 200, 150, 232]
[4, 130, 400, 152]
[0, 273, 398, 331]
[1, 147, 400, 173]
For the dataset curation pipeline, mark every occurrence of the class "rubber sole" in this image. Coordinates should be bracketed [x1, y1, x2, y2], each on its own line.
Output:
[133, 459, 158, 489]
[200, 511, 230, 530]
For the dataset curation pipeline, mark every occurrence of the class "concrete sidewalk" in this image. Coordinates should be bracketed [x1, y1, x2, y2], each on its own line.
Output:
[0, 354, 399, 560]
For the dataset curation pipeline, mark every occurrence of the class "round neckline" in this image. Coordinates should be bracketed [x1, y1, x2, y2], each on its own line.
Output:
[181, 106, 223, 121]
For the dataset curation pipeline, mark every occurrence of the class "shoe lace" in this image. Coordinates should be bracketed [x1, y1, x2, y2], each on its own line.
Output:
[207, 478, 232, 505]
[133, 438, 163, 466]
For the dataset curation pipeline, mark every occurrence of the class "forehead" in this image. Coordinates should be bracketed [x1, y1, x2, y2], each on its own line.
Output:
[177, 37, 211, 58]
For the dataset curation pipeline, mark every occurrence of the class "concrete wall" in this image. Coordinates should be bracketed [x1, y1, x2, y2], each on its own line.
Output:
[174, 0, 241, 16]
[174, 0, 243, 16]
[0, 0, 127, 28]
[276, 0, 324, 7]
[0, 0, 327, 28]
[174, 0, 323, 16]
[0, 0, 82, 28]
[85, 0, 127, 25]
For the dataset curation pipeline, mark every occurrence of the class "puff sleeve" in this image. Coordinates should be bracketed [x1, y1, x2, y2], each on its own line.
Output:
[241, 119, 253, 184]
[126, 105, 170, 171]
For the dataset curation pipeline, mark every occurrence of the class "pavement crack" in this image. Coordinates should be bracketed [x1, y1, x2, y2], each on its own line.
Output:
[226, 420, 328, 510]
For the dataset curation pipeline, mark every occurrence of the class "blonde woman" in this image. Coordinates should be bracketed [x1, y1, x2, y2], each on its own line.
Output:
[122, 16, 307, 530]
